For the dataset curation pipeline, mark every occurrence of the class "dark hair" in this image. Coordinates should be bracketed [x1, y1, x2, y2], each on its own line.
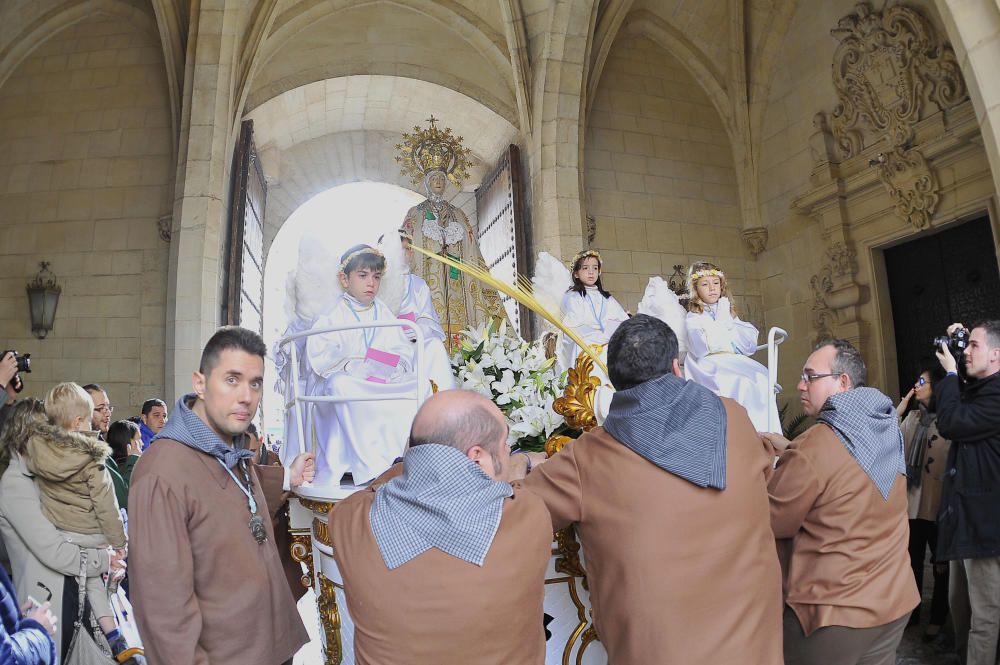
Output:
[972, 319, 1000, 349]
[81, 383, 105, 396]
[106, 419, 140, 465]
[199, 326, 267, 375]
[141, 398, 166, 415]
[815, 338, 867, 388]
[409, 401, 506, 455]
[914, 359, 946, 412]
[568, 253, 611, 298]
[607, 314, 678, 391]
[340, 244, 386, 275]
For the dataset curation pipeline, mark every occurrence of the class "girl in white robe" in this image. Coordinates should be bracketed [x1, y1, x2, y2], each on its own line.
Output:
[306, 244, 430, 485]
[684, 261, 780, 433]
[557, 250, 629, 384]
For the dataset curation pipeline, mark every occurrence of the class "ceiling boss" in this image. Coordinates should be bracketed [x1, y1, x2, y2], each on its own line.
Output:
[397, 117, 505, 348]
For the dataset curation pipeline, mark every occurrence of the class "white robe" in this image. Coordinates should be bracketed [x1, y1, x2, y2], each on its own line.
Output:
[557, 288, 629, 385]
[274, 317, 315, 468]
[305, 295, 429, 485]
[683, 298, 780, 433]
[397, 273, 457, 392]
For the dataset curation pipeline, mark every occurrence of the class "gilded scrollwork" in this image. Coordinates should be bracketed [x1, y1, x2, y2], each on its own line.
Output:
[289, 533, 315, 589]
[312, 517, 331, 548]
[299, 497, 336, 514]
[554, 526, 586, 580]
[553, 353, 601, 432]
[317, 575, 343, 665]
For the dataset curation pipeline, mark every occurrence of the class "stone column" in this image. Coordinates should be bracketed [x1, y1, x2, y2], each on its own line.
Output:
[165, 0, 240, 396]
[936, 0, 1000, 201]
[526, 0, 599, 263]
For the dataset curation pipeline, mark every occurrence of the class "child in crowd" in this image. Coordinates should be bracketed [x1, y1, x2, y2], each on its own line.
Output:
[24, 382, 129, 656]
[557, 249, 629, 374]
[306, 244, 432, 485]
[684, 262, 780, 433]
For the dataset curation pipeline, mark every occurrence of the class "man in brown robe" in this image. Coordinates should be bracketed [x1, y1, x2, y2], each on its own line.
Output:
[516, 314, 783, 665]
[129, 327, 314, 665]
[328, 389, 551, 665]
[763, 339, 919, 665]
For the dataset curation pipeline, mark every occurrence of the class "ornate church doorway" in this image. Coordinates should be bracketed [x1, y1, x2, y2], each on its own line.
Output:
[884, 215, 1000, 396]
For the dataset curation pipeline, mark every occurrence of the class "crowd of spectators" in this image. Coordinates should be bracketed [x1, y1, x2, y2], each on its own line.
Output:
[0, 317, 996, 665]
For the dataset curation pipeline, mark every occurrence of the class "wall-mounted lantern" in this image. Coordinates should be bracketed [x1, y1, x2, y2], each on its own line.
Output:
[26, 261, 61, 339]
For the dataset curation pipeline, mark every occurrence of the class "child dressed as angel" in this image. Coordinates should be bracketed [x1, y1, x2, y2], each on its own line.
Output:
[683, 261, 780, 433]
[305, 244, 434, 485]
[557, 249, 630, 373]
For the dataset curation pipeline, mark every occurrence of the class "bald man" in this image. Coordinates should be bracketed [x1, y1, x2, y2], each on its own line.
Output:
[327, 390, 552, 665]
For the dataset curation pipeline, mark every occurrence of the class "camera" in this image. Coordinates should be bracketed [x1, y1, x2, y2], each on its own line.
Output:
[933, 328, 969, 361]
[2, 350, 31, 374]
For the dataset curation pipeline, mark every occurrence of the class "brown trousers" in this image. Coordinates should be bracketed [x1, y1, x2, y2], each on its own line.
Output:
[783, 606, 908, 665]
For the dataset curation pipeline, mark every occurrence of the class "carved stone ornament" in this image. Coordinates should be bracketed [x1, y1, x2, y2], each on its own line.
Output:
[825, 241, 857, 278]
[810, 265, 836, 343]
[827, 2, 967, 229]
[829, 2, 966, 157]
[878, 147, 940, 229]
[157, 214, 172, 242]
[742, 227, 769, 258]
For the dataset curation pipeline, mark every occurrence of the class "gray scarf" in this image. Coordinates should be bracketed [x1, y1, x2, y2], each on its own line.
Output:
[370, 444, 513, 570]
[905, 405, 934, 490]
[816, 387, 905, 500]
[154, 394, 254, 468]
[603, 372, 728, 489]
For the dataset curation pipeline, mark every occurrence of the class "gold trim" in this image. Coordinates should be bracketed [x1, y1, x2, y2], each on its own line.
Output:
[545, 434, 573, 457]
[562, 577, 589, 665]
[313, 517, 331, 547]
[553, 352, 601, 432]
[317, 574, 343, 665]
[299, 498, 336, 514]
[289, 532, 315, 589]
[553, 526, 586, 580]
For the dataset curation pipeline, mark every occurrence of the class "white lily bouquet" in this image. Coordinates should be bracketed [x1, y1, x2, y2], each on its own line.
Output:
[451, 319, 568, 451]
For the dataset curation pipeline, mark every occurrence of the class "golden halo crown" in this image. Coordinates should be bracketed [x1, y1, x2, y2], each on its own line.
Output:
[395, 115, 473, 187]
[690, 268, 725, 283]
[339, 245, 386, 274]
[572, 249, 602, 266]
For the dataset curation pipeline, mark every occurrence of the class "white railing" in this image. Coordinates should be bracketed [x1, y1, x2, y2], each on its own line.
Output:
[276, 321, 427, 457]
[755, 326, 788, 432]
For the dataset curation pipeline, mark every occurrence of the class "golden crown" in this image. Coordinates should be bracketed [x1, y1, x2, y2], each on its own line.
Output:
[690, 268, 725, 283]
[395, 116, 473, 187]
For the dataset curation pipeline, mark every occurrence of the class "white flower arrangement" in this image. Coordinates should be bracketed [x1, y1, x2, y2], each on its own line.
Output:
[451, 319, 567, 451]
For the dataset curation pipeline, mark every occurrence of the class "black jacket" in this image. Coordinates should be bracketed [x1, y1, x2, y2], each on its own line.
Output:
[935, 371, 1000, 560]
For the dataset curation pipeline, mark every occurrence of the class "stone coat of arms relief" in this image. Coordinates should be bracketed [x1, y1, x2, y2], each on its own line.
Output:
[798, 1, 968, 346]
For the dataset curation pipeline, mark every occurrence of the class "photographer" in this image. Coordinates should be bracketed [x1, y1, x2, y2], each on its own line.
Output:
[0, 351, 19, 409]
[934, 320, 1000, 665]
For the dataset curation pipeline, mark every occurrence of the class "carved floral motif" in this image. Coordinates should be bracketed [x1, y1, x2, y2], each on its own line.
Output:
[826, 2, 966, 229]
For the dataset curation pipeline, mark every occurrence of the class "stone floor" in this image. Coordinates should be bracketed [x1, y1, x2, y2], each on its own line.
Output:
[896, 622, 961, 665]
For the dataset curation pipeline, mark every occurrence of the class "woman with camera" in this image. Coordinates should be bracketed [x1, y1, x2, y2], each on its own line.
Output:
[896, 363, 952, 641]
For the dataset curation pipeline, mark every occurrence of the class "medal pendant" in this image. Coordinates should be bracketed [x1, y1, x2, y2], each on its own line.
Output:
[249, 514, 267, 544]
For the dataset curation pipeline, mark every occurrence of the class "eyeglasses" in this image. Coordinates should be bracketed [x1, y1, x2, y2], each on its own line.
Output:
[93, 404, 114, 414]
[917, 376, 928, 386]
[801, 372, 843, 384]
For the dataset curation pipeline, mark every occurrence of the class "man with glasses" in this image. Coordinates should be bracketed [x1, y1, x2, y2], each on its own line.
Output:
[933, 320, 1000, 665]
[762, 339, 918, 665]
[83, 383, 112, 438]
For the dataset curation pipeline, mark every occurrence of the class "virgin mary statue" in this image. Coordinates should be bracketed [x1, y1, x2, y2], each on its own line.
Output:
[397, 119, 504, 346]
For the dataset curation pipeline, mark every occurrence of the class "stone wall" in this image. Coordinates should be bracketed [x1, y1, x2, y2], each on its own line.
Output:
[756, 0, 998, 398]
[584, 31, 755, 319]
[0, 14, 173, 415]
